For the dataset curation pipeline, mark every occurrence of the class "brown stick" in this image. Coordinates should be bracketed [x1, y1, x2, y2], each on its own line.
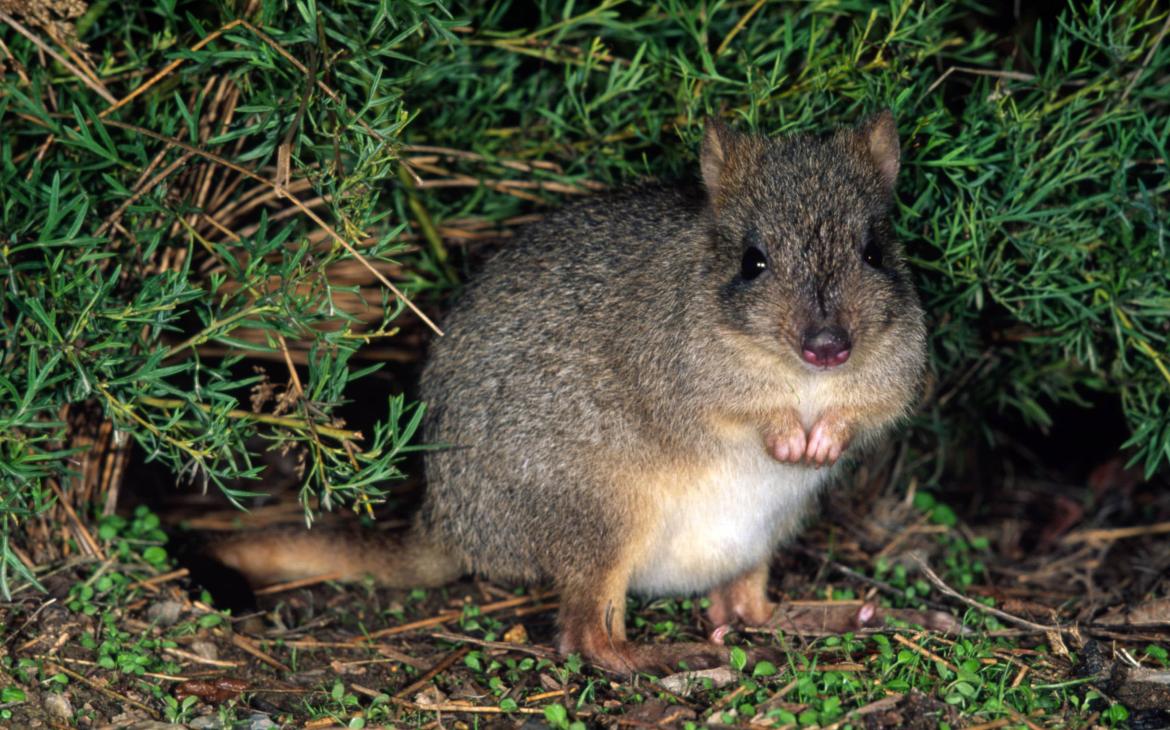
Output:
[429, 630, 558, 659]
[1121, 12, 1170, 102]
[394, 646, 470, 699]
[163, 646, 241, 668]
[0, 11, 116, 103]
[893, 633, 957, 672]
[230, 633, 291, 673]
[0, 34, 31, 84]
[45, 663, 160, 718]
[46, 480, 105, 560]
[361, 591, 554, 641]
[96, 152, 195, 237]
[1062, 520, 1170, 545]
[130, 568, 190, 589]
[913, 556, 1059, 634]
[389, 697, 548, 715]
[43, 23, 106, 93]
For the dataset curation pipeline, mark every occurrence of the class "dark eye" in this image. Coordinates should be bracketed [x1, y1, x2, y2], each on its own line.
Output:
[741, 246, 768, 280]
[862, 229, 883, 268]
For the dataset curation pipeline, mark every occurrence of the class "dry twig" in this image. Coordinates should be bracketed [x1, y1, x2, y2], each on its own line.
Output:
[0, 10, 115, 103]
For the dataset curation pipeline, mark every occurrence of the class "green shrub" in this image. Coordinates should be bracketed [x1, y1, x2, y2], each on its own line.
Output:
[2, 0, 1167, 594]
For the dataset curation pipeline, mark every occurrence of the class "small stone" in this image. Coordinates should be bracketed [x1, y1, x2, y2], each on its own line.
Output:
[414, 685, 448, 706]
[189, 640, 219, 661]
[104, 711, 156, 729]
[707, 707, 737, 725]
[43, 693, 73, 721]
[622, 698, 696, 726]
[146, 600, 183, 627]
[189, 715, 224, 730]
[660, 666, 738, 697]
[248, 714, 279, 730]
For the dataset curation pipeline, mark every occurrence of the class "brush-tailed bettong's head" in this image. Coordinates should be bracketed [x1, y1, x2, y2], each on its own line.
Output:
[702, 112, 924, 373]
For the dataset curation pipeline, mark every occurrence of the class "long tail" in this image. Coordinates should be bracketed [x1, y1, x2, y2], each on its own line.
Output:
[207, 526, 464, 588]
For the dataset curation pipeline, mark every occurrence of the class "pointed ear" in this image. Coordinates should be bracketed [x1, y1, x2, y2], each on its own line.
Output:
[701, 117, 740, 204]
[859, 110, 900, 192]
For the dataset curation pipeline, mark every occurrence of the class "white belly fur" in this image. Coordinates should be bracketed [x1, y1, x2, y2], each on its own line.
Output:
[627, 428, 833, 597]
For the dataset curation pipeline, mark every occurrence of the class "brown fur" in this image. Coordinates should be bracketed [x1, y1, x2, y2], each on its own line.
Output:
[209, 526, 461, 588]
[707, 562, 776, 628]
[213, 113, 929, 674]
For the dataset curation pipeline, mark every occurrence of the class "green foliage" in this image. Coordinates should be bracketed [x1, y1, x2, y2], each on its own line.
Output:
[162, 694, 199, 724]
[1, 0, 1167, 594]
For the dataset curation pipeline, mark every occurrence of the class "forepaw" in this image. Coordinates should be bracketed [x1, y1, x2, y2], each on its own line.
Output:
[766, 424, 807, 464]
[805, 416, 851, 466]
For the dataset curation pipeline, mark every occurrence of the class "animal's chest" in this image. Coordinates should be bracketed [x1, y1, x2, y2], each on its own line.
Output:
[627, 435, 830, 597]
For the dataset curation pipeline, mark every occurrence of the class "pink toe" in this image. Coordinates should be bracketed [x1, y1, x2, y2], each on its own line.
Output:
[709, 624, 731, 645]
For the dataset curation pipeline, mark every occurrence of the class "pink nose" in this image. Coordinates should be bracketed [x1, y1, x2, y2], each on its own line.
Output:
[801, 327, 851, 368]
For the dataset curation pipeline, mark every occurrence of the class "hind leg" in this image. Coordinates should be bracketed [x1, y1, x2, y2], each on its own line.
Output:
[557, 568, 730, 676]
[706, 561, 777, 635]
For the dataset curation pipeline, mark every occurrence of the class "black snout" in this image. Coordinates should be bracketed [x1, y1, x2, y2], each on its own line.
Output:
[801, 326, 851, 368]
